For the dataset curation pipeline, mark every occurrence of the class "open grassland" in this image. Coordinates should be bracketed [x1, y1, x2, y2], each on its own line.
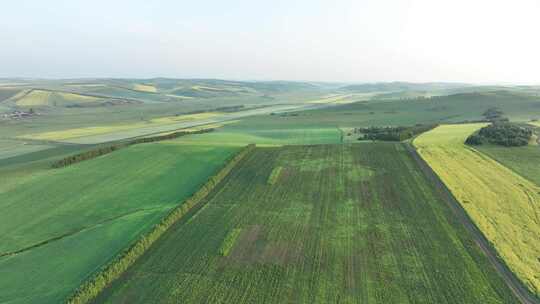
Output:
[477, 145, 540, 186]
[96, 144, 518, 304]
[0, 143, 239, 304]
[414, 124, 540, 296]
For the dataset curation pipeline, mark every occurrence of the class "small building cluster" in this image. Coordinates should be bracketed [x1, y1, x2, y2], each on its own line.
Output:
[1, 110, 38, 120]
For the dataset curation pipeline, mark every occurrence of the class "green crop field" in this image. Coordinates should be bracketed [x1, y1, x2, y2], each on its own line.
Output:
[476, 144, 540, 186]
[0, 142, 239, 304]
[414, 124, 540, 296]
[175, 127, 342, 146]
[95, 144, 518, 304]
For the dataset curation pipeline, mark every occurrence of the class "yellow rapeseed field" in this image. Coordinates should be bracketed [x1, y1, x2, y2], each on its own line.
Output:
[414, 124, 540, 296]
[16, 90, 52, 106]
[133, 84, 157, 93]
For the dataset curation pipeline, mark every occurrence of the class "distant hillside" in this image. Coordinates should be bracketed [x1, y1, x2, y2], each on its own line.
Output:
[0, 79, 325, 108]
[339, 82, 470, 93]
[308, 90, 540, 127]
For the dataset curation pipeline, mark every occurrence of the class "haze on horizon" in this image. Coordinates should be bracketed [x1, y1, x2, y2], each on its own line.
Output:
[1, 0, 539, 84]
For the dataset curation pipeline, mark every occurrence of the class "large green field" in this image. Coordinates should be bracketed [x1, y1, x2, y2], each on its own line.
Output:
[0, 142, 239, 304]
[95, 144, 518, 304]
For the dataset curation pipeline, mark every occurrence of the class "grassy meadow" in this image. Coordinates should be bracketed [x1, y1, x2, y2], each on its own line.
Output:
[0, 142, 239, 304]
[414, 124, 540, 296]
[95, 144, 518, 304]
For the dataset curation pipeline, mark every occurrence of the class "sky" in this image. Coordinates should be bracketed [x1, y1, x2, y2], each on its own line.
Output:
[0, 0, 539, 84]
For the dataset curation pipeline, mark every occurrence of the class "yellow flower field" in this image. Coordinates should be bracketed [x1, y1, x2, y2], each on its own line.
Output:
[414, 124, 540, 296]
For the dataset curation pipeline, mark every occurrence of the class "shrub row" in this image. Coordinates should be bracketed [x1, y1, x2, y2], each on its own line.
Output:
[52, 128, 215, 168]
[66, 144, 256, 304]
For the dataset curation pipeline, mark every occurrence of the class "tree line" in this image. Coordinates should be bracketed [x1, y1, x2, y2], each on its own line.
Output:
[466, 122, 532, 147]
[356, 124, 438, 141]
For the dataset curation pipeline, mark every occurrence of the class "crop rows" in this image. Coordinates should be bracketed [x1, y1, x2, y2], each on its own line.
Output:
[95, 144, 519, 303]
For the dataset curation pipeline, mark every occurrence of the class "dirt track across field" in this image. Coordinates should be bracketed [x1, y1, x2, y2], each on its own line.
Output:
[404, 143, 539, 304]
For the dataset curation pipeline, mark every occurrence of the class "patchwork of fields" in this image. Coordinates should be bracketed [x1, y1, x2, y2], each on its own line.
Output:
[15, 90, 106, 107]
[18, 112, 223, 143]
[0, 143, 239, 304]
[95, 144, 518, 304]
[414, 124, 540, 296]
[2, 81, 540, 304]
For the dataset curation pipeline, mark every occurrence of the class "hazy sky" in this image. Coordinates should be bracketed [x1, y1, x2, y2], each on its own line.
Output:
[1, 0, 539, 83]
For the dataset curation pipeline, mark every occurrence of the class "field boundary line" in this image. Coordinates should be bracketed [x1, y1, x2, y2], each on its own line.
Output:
[0, 207, 165, 258]
[404, 143, 540, 304]
[65, 144, 256, 304]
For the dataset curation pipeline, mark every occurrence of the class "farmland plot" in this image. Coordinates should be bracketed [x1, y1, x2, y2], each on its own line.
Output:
[415, 124, 540, 296]
[0, 143, 239, 304]
[96, 144, 518, 304]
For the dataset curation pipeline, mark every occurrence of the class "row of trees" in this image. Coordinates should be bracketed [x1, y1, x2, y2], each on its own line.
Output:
[357, 124, 438, 141]
[52, 128, 215, 168]
[466, 123, 532, 147]
[67, 144, 256, 304]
